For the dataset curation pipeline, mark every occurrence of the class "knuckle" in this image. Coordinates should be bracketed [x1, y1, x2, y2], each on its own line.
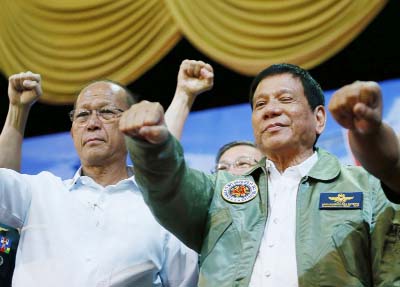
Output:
[181, 60, 191, 68]
[155, 102, 163, 110]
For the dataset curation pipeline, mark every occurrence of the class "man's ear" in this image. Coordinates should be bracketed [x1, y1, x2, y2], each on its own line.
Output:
[315, 105, 326, 135]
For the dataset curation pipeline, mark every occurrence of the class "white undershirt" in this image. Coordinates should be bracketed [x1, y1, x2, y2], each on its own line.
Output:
[249, 152, 318, 287]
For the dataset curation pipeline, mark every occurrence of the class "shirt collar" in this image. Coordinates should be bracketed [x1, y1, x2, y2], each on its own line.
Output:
[67, 166, 83, 188]
[66, 166, 135, 190]
[266, 152, 318, 179]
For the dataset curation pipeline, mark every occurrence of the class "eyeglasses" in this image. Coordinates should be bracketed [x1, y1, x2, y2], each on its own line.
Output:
[213, 156, 258, 173]
[69, 107, 124, 125]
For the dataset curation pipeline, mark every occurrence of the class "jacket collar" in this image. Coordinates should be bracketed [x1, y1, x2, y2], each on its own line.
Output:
[307, 148, 341, 181]
[245, 148, 340, 181]
[245, 157, 267, 176]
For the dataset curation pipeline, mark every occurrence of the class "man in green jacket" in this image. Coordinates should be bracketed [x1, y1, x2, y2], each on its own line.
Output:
[120, 63, 400, 287]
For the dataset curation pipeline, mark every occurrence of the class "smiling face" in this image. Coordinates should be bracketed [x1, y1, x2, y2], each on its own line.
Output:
[251, 73, 326, 159]
[71, 81, 130, 167]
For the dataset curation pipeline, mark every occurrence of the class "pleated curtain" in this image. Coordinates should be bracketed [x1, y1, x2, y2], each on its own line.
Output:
[0, 0, 386, 104]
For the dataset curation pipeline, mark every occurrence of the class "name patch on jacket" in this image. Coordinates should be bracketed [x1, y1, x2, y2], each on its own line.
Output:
[0, 236, 11, 254]
[319, 192, 363, 209]
[222, 179, 258, 203]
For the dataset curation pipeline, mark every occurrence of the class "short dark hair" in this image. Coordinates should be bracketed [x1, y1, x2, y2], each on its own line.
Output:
[216, 140, 257, 163]
[249, 63, 325, 110]
[74, 79, 139, 109]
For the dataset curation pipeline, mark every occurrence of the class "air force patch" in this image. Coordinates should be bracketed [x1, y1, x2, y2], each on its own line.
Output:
[319, 192, 363, 209]
[222, 179, 258, 203]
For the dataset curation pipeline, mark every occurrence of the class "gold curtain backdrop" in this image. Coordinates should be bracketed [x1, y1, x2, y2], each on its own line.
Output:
[0, 0, 181, 103]
[165, 0, 387, 75]
[0, 0, 387, 104]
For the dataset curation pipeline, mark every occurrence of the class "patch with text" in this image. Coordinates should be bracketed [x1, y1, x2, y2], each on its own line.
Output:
[319, 192, 363, 210]
[222, 179, 258, 203]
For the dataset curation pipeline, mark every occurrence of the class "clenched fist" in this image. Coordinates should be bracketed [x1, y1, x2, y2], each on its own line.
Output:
[328, 81, 382, 134]
[8, 71, 42, 107]
[119, 101, 169, 144]
[176, 59, 214, 97]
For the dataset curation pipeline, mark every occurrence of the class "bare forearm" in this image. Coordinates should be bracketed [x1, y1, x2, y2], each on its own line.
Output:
[0, 104, 30, 171]
[349, 122, 400, 193]
[165, 90, 195, 140]
[165, 60, 213, 140]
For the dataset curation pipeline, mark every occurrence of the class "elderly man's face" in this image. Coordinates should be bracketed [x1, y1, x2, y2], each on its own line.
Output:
[70, 82, 129, 167]
[251, 73, 325, 157]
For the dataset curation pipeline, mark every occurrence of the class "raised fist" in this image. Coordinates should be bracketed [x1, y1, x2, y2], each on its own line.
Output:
[176, 59, 214, 97]
[8, 71, 42, 107]
[119, 100, 169, 144]
[329, 81, 382, 134]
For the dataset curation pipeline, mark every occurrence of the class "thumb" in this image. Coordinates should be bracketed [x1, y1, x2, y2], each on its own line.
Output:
[353, 102, 381, 124]
[200, 68, 213, 79]
[353, 102, 381, 134]
[138, 125, 169, 144]
[23, 80, 42, 97]
[22, 80, 37, 89]
[199, 68, 214, 92]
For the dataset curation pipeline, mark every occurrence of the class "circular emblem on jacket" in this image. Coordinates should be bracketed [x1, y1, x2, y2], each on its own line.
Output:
[0, 255, 3, 266]
[222, 179, 258, 203]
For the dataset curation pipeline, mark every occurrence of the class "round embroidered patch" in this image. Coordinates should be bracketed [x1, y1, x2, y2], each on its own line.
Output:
[221, 179, 258, 203]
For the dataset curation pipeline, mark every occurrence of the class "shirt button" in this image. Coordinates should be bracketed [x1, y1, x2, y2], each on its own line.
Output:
[273, 218, 279, 224]
[268, 243, 274, 248]
[265, 271, 271, 277]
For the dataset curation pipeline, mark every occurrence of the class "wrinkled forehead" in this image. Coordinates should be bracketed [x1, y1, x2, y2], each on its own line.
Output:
[76, 81, 127, 109]
[254, 73, 304, 98]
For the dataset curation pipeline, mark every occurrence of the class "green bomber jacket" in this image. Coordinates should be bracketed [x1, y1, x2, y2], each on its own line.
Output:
[127, 135, 400, 287]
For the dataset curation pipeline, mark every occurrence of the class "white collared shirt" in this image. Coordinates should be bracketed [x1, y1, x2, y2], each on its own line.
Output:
[249, 152, 318, 287]
[0, 167, 198, 287]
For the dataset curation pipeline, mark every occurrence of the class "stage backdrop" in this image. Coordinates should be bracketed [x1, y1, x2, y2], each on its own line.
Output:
[21, 79, 400, 178]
